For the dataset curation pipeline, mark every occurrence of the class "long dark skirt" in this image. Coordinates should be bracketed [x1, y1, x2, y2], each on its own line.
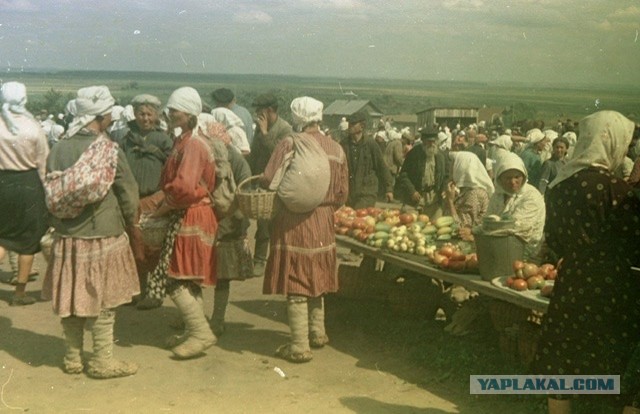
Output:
[0, 169, 48, 254]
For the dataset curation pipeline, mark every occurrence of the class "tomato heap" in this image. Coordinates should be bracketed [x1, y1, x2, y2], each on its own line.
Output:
[431, 243, 479, 273]
[504, 260, 556, 296]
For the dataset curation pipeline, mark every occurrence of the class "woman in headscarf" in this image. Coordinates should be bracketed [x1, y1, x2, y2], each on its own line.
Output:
[0, 81, 49, 306]
[538, 136, 569, 195]
[533, 111, 640, 414]
[196, 113, 252, 337]
[486, 152, 546, 260]
[117, 94, 173, 310]
[145, 87, 217, 359]
[43, 86, 140, 379]
[210, 107, 250, 156]
[261, 96, 348, 363]
[443, 151, 494, 231]
[519, 128, 550, 189]
[486, 133, 513, 179]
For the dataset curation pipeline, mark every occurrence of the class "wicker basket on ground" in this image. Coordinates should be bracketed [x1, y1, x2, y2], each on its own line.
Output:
[236, 175, 277, 220]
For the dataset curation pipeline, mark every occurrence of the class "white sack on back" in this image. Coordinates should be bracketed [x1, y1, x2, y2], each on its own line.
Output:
[269, 133, 330, 213]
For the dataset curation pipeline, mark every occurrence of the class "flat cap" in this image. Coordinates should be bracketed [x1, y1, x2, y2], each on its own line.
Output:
[211, 88, 234, 105]
[252, 93, 278, 108]
[420, 127, 439, 140]
[348, 111, 367, 125]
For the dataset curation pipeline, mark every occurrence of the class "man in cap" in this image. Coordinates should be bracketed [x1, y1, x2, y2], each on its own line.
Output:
[394, 127, 449, 219]
[211, 88, 254, 146]
[249, 93, 293, 276]
[340, 111, 393, 208]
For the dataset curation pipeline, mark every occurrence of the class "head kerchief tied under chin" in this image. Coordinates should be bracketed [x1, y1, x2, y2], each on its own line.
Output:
[290, 96, 323, 129]
[166, 87, 202, 117]
[65, 85, 115, 138]
[1, 81, 28, 135]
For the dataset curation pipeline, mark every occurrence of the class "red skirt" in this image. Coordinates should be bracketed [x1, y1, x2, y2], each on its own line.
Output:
[168, 203, 217, 286]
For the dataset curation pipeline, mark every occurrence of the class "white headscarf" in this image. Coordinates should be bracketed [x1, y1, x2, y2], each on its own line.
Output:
[48, 124, 65, 144]
[166, 87, 202, 117]
[526, 128, 545, 144]
[490, 134, 513, 151]
[209, 108, 250, 153]
[544, 129, 559, 142]
[290, 96, 323, 130]
[1, 81, 29, 135]
[450, 151, 494, 197]
[65, 99, 77, 117]
[494, 152, 528, 193]
[548, 110, 635, 189]
[65, 86, 115, 138]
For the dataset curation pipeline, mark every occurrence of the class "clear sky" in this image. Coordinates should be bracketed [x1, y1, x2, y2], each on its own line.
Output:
[1, 0, 638, 86]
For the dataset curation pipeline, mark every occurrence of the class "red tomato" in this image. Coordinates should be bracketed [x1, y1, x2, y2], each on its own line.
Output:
[417, 214, 430, 223]
[526, 275, 545, 290]
[352, 217, 368, 230]
[439, 245, 455, 258]
[545, 269, 558, 280]
[540, 284, 554, 298]
[511, 279, 528, 291]
[505, 276, 515, 288]
[356, 208, 369, 217]
[522, 263, 540, 278]
[398, 213, 415, 225]
[513, 260, 525, 271]
[451, 251, 466, 262]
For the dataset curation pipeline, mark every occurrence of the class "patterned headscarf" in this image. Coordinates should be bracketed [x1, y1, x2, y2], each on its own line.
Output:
[65, 86, 115, 138]
[1, 81, 29, 135]
[197, 113, 231, 146]
[548, 110, 635, 189]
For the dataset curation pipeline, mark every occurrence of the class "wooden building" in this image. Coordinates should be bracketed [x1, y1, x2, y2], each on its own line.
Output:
[323, 100, 384, 130]
[416, 107, 478, 131]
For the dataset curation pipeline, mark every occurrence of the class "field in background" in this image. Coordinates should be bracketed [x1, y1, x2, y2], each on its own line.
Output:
[7, 70, 640, 128]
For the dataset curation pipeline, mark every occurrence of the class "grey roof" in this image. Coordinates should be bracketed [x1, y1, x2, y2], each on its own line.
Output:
[323, 100, 383, 117]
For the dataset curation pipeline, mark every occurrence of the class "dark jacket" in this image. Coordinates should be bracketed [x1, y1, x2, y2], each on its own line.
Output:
[394, 143, 448, 206]
[250, 117, 293, 175]
[341, 135, 393, 208]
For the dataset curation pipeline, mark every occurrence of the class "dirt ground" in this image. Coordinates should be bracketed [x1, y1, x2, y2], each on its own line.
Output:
[0, 248, 553, 414]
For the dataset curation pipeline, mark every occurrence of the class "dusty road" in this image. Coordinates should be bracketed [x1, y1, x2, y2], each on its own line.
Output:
[0, 251, 539, 414]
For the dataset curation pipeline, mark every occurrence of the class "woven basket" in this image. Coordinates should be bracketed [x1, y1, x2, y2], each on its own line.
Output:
[236, 175, 277, 220]
[139, 214, 171, 248]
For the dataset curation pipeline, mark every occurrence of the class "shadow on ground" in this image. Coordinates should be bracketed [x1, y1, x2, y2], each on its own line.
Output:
[0, 316, 63, 368]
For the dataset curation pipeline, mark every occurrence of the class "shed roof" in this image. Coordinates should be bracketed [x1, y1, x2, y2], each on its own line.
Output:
[324, 100, 383, 117]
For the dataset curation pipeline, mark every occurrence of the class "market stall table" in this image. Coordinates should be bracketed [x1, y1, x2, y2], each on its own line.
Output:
[336, 235, 549, 314]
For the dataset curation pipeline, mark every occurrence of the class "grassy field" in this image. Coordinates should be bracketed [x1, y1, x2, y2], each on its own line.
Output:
[8, 70, 640, 128]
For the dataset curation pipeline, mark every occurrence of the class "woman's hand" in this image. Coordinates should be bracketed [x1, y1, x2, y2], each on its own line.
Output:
[411, 191, 422, 203]
[444, 181, 457, 200]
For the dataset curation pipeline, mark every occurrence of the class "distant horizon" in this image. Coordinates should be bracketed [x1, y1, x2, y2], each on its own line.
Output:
[6, 67, 640, 92]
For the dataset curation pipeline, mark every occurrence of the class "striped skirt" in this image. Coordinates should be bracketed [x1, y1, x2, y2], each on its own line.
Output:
[263, 205, 338, 297]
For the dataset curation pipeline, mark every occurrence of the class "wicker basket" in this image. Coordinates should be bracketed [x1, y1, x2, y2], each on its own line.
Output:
[236, 175, 277, 220]
[139, 214, 171, 248]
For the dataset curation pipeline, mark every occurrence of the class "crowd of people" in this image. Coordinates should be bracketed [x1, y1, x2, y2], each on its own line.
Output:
[1, 81, 639, 413]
